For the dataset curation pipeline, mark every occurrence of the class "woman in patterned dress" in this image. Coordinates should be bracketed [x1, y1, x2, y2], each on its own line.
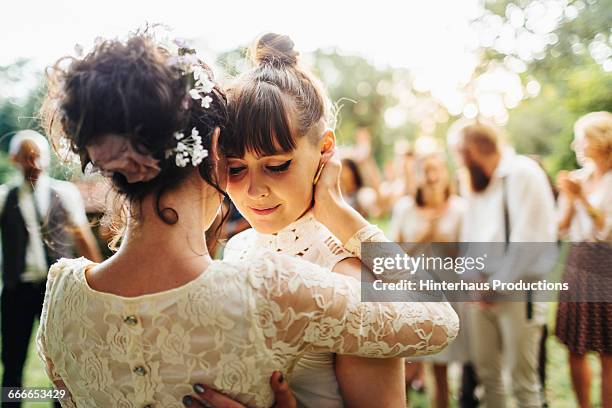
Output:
[555, 111, 612, 408]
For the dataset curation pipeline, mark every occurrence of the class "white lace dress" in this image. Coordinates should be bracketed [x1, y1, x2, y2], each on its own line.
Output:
[37, 244, 459, 408]
[223, 211, 354, 407]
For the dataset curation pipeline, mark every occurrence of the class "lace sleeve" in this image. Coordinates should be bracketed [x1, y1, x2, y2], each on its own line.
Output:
[251, 254, 459, 359]
[343, 225, 387, 258]
[36, 261, 77, 408]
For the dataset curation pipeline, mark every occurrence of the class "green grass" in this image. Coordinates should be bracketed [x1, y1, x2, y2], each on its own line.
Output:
[0, 322, 56, 407]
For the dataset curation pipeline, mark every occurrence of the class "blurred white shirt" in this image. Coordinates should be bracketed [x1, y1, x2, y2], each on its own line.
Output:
[460, 151, 557, 283]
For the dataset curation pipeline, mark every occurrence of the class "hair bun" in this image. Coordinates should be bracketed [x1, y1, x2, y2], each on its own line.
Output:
[253, 33, 298, 67]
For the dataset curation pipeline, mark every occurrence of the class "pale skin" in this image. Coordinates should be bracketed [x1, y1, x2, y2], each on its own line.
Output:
[556, 133, 612, 408]
[11, 139, 102, 263]
[221, 125, 406, 408]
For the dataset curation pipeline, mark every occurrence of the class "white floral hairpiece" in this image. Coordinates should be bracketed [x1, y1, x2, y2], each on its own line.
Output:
[164, 38, 215, 167]
[165, 127, 208, 168]
[168, 38, 215, 109]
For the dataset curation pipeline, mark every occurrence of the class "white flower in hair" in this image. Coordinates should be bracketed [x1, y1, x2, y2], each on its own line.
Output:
[200, 95, 213, 109]
[166, 127, 208, 168]
[189, 88, 204, 100]
[192, 66, 207, 83]
[165, 38, 214, 169]
[167, 38, 216, 110]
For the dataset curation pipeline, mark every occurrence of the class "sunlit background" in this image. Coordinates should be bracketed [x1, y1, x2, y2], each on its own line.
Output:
[1, 0, 611, 171]
[1, 2, 612, 406]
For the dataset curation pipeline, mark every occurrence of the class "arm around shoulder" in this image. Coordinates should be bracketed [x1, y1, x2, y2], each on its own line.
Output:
[252, 253, 459, 360]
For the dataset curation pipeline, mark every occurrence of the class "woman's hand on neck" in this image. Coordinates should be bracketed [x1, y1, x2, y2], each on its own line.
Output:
[313, 149, 369, 244]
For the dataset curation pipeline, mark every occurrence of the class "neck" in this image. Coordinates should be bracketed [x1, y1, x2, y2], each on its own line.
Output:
[424, 188, 447, 208]
[592, 158, 610, 177]
[115, 182, 212, 271]
[23, 173, 42, 187]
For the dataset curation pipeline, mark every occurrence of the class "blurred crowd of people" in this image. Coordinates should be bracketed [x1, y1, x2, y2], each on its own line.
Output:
[332, 113, 612, 408]
[0, 111, 610, 408]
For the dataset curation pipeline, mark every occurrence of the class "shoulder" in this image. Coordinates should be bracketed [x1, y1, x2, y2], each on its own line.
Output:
[0, 184, 10, 198]
[504, 155, 551, 194]
[224, 228, 258, 261]
[309, 220, 354, 269]
[49, 178, 83, 201]
[596, 170, 612, 200]
[0, 185, 10, 213]
[46, 257, 93, 298]
[0, 183, 19, 214]
[49, 257, 92, 280]
[507, 155, 546, 180]
[240, 251, 349, 293]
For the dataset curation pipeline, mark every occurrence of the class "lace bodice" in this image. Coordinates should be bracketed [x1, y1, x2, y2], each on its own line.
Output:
[224, 212, 354, 407]
[224, 211, 352, 270]
[37, 253, 459, 408]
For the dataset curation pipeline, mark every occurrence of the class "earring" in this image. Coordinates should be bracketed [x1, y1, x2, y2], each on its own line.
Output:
[313, 162, 326, 186]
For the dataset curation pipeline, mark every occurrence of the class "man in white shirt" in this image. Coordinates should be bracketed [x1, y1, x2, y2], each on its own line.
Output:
[0, 130, 101, 407]
[448, 120, 557, 408]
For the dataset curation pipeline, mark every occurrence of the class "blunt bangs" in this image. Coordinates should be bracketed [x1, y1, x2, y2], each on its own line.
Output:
[222, 80, 297, 158]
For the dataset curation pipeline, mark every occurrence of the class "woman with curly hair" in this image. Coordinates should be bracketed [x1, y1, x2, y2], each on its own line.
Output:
[36, 33, 459, 408]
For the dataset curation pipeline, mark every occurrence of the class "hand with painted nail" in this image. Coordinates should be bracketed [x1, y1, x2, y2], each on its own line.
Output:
[183, 371, 296, 408]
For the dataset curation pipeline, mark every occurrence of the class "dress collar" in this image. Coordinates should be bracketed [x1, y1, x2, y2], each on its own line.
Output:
[254, 211, 321, 253]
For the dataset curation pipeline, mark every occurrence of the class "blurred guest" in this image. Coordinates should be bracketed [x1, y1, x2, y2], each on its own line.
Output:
[339, 158, 382, 217]
[0, 130, 102, 407]
[340, 158, 366, 214]
[555, 111, 612, 408]
[390, 153, 467, 407]
[341, 127, 392, 217]
[448, 119, 557, 408]
[390, 153, 464, 243]
[379, 141, 416, 214]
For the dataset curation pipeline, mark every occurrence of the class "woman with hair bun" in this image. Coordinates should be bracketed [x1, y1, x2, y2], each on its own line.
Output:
[36, 33, 459, 407]
[207, 33, 457, 408]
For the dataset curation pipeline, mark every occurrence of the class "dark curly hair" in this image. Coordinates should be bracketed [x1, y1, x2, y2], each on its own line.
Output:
[42, 34, 229, 245]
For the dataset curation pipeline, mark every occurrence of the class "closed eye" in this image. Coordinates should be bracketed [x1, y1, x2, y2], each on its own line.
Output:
[228, 166, 246, 176]
[267, 160, 292, 173]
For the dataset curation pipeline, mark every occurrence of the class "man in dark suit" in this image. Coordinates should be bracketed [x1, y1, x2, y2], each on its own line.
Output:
[0, 130, 102, 407]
